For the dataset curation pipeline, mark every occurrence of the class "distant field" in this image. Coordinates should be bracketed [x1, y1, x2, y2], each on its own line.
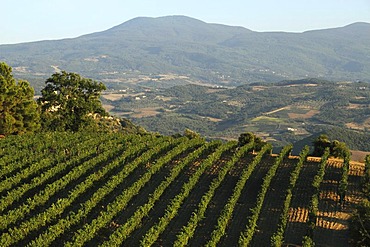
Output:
[131, 107, 162, 118]
[101, 93, 123, 101]
[251, 116, 283, 123]
[351, 150, 370, 162]
[288, 109, 320, 119]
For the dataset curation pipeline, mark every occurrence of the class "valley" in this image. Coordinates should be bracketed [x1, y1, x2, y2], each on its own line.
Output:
[101, 78, 370, 152]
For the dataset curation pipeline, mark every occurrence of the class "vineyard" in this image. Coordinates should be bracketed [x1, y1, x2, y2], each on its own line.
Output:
[0, 132, 366, 247]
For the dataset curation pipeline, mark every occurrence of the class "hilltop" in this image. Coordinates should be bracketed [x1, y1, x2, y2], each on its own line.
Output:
[1, 16, 370, 92]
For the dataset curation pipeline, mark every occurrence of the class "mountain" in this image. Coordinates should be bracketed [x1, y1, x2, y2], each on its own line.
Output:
[1, 16, 370, 92]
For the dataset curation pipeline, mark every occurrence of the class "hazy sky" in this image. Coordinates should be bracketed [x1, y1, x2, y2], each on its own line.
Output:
[2, 0, 370, 44]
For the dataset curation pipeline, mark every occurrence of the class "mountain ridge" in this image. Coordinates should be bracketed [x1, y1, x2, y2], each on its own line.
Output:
[2, 16, 369, 46]
[1, 15, 369, 92]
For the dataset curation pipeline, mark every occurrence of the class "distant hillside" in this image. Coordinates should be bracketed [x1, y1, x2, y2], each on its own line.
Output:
[102, 78, 370, 150]
[1, 16, 370, 92]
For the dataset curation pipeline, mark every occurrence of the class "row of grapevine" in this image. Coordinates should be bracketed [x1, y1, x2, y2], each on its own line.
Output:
[364, 155, 370, 196]
[174, 140, 256, 247]
[204, 143, 272, 247]
[270, 145, 310, 246]
[303, 148, 330, 246]
[238, 144, 293, 246]
[0, 140, 130, 245]
[0, 132, 65, 169]
[100, 141, 218, 247]
[63, 137, 204, 247]
[0, 132, 362, 246]
[0, 133, 33, 151]
[0, 133, 120, 214]
[338, 153, 351, 204]
[140, 141, 237, 246]
[0, 134, 166, 246]
[0, 132, 94, 170]
[0, 134, 98, 182]
[0, 132, 58, 157]
[0, 132, 105, 191]
[24, 135, 179, 247]
[0, 134, 128, 233]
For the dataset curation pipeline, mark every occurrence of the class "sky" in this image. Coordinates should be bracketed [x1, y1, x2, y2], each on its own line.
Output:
[2, 0, 370, 44]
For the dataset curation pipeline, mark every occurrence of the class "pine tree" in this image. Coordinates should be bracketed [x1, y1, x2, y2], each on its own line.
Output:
[0, 62, 40, 135]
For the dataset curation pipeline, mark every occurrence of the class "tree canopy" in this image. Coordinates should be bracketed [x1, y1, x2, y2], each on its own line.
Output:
[38, 71, 107, 131]
[238, 132, 266, 151]
[312, 134, 331, 156]
[312, 134, 350, 159]
[0, 62, 40, 135]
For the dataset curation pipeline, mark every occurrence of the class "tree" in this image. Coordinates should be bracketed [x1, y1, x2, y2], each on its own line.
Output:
[38, 71, 107, 131]
[0, 62, 40, 135]
[238, 132, 255, 146]
[238, 132, 266, 151]
[312, 134, 331, 156]
[331, 140, 350, 159]
[312, 134, 351, 159]
[254, 136, 266, 152]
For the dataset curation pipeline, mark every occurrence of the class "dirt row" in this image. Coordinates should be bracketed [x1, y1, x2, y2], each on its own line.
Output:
[284, 161, 319, 245]
[314, 160, 365, 247]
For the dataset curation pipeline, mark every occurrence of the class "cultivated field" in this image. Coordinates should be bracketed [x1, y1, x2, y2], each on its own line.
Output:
[0, 132, 365, 246]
